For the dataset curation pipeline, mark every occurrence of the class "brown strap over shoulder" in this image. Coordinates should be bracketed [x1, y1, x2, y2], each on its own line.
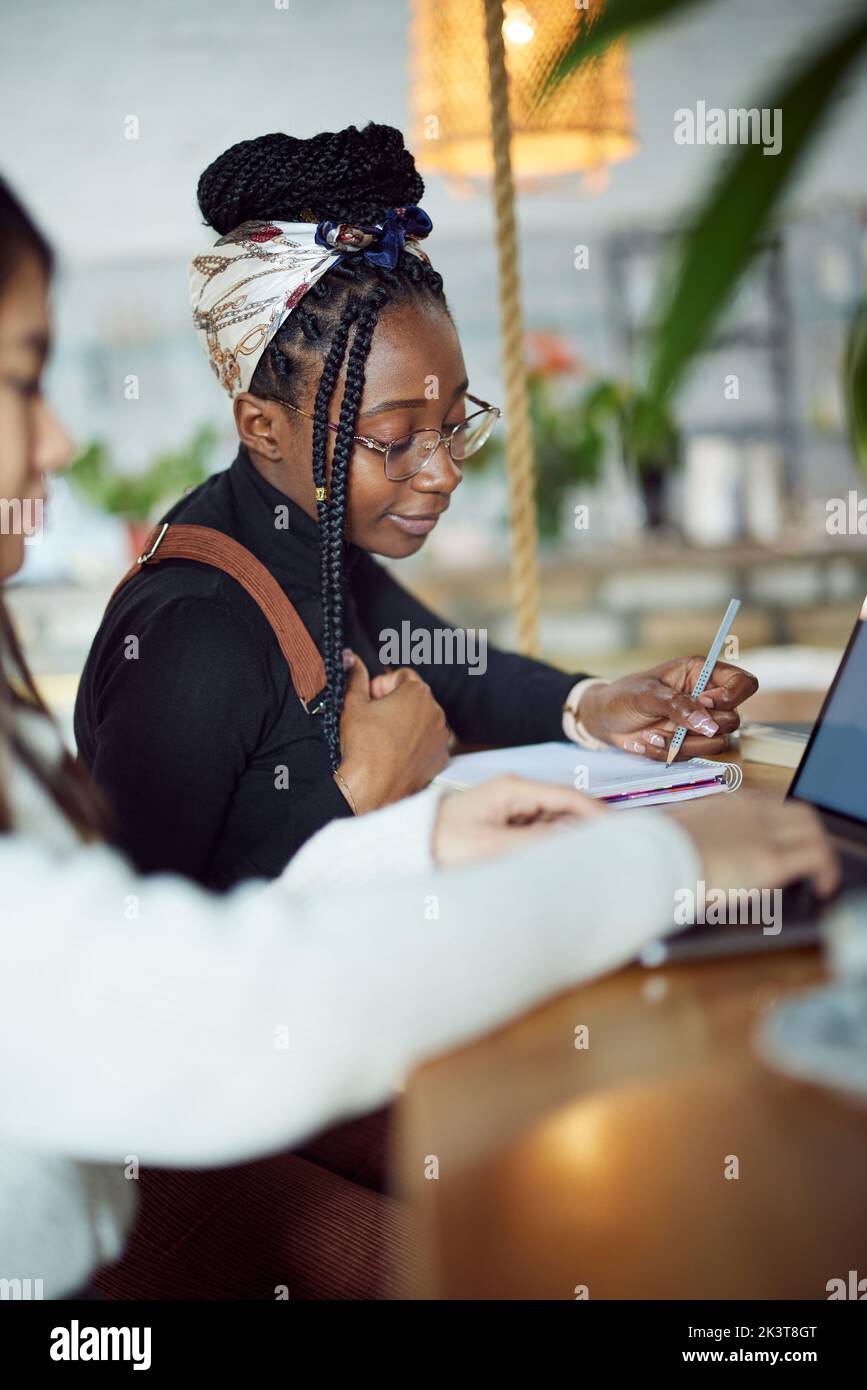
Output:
[110, 522, 327, 711]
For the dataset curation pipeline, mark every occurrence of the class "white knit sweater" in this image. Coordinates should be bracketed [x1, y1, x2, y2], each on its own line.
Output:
[0, 704, 700, 1297]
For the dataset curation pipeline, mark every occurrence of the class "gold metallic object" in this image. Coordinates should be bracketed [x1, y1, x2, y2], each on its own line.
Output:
[410, 0, 637, 186]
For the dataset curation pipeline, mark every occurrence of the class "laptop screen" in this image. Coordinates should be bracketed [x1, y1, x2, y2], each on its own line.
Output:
[789, 599, 867, 826]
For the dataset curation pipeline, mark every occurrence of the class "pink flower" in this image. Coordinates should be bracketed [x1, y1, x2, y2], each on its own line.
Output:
[524, 331, 583, 379]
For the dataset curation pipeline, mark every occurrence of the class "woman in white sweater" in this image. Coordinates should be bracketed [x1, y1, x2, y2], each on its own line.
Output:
[0, 177, 838, 1299]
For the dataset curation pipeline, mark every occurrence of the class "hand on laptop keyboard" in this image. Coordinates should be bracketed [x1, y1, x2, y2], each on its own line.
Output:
[666, 791, 841, 902]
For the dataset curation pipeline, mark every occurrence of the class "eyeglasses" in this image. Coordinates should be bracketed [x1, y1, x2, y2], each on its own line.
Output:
[270, 391, 501, 481]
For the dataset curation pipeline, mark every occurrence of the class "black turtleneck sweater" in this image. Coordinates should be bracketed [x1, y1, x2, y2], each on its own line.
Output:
[74, 447, 587, 890]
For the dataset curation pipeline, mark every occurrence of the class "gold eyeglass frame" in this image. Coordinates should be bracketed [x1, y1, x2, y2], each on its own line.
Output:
[266, 391, 501, 482]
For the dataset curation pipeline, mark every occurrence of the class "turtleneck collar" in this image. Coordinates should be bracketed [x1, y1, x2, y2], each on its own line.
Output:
[225, 444, 361, 598]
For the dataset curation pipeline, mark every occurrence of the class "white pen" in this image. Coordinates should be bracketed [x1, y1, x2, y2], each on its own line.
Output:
[666, 598, 741, 766]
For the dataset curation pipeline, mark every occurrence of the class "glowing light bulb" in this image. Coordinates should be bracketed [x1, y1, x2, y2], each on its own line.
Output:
[503, 3, 535, 45]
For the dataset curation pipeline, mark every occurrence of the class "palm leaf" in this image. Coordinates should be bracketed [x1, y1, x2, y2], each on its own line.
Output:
[533, 2, 867, 401]
[647, 9, 867, 398]
[532, 0, 712, 112]
[844, 299, 867, 477]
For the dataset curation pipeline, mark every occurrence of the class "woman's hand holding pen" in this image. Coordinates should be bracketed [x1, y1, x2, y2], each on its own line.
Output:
[578, 656, 759, 763]
[334, 650, 450, 814]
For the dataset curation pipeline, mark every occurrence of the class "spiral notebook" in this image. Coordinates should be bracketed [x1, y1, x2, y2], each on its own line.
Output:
[435, 741, 742, 809]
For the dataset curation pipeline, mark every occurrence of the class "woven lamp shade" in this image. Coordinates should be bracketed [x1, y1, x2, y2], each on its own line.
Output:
[410, 0, 637, 183]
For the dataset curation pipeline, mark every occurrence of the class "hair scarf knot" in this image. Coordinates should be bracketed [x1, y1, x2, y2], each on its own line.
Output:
[189, 206, 434, 397]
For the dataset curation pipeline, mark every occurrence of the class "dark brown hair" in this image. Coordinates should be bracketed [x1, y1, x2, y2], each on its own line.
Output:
[0, 174, 105, 838]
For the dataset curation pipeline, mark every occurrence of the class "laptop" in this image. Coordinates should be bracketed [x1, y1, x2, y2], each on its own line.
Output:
[641, 594, 867, 966]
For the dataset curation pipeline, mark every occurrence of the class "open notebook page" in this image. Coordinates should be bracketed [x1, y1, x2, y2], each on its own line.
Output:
[435, 742, 742, 809]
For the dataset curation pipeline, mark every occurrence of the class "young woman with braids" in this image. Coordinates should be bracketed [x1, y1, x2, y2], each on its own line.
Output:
[74, 123, 764, 891]
[0, 172, 840, 1298]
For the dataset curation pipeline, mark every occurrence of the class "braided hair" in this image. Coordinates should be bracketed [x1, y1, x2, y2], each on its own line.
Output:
[197, 123, 451, 770]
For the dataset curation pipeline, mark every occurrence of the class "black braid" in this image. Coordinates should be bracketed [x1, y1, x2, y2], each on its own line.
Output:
[320, 293, 388, 766]
[197, 123, 450, 771]
[309, 305, 360, 763]
[197, 124, 425, 235]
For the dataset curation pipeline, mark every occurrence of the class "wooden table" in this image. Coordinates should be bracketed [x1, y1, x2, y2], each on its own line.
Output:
[396, 709, 867, 1299]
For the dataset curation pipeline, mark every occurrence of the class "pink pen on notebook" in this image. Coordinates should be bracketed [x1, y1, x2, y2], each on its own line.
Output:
[435, 742, 743, 809]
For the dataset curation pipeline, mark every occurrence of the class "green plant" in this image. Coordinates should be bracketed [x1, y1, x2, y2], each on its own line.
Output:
[528, 375, 606, 537]
[468, 330, 605, 537]
[67, 425, 218, 521]
[579, 379, 679, 475]
[535, 0, 867, 403]
[844, 299, 867, 477]
[471, 369, 679, 538]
